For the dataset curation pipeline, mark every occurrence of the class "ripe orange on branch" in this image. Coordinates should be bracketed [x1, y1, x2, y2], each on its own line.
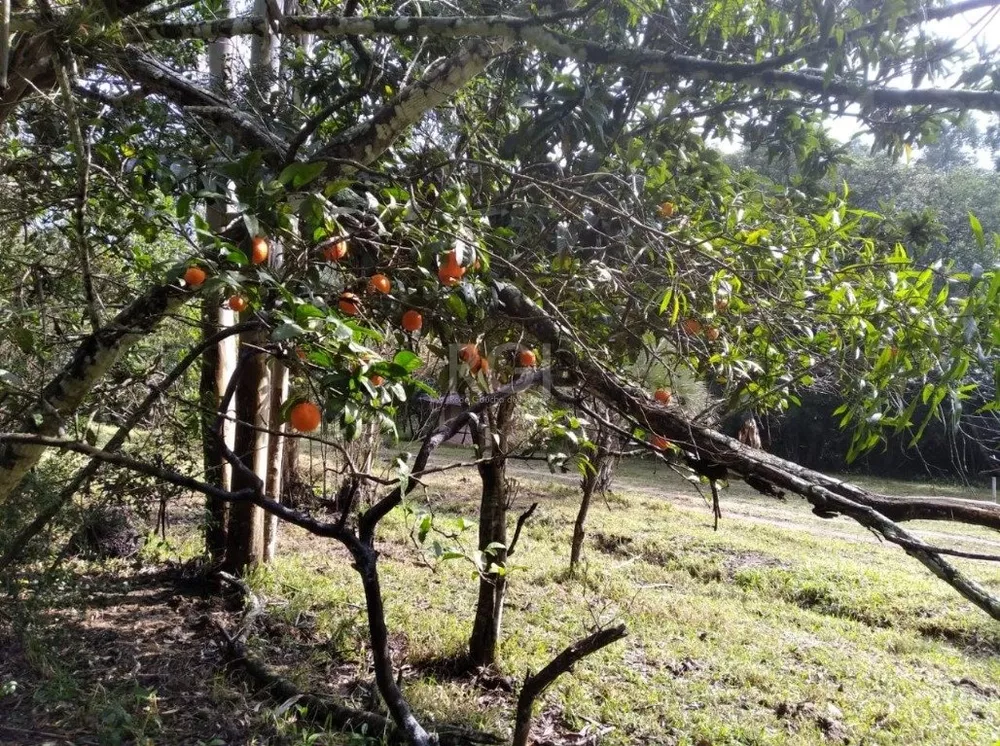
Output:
[517, 349, 537, 367]
[401, 310, 423, 332]
[368, 273, 391, 294]
[471, 356, 490, 376]
[183, 266, 207, 288]
[651, 435, 670, 450]
[459, 343, 480, 364]
[705, 326, 720, 341]
[371, 374, 385, 386]
[289, 401, 322, 432]
[323, 239, 348, 262]
[658, 201, 675, 218]
[228, 295, 248, 312]
[654, 388, 671, 404]
[438, 250, 466, 286]
[682, 318, 702, 335]
[251, 236, 269, 265]
[339, 292, 361, 316]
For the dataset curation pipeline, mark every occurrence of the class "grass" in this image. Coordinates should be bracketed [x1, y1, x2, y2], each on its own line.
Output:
[5, 452, 1000, 745]
[247, 453, 1000, 745]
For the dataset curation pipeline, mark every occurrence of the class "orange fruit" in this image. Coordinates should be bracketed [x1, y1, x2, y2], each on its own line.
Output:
[371, 374, 385, 386]
[228, 295, 248, 312]
[183, 266, 207, 288]
[459, 343, 480, 364]
[251, 236, 269, 265]
[339, 292, 361, 316]
[323, 239, 348, 262]
[682, 318, 702, 335]
[651, 435, 670, 450]
[705, 326, 720, 341]
[658, 201, 675, 218]
[401, 310, 423, 332]
[517, 349, 537, 367]
[368, 273, 391, 294]
[438, 250, 466, 286]
[438, 265, 464, 286]
[289, 401, 322, 432]
[654, 388, 672, 404]
[471, 356, 490, 376]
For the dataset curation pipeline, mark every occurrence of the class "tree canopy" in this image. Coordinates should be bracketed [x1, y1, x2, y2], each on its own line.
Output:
[5, 1, 1000, 742]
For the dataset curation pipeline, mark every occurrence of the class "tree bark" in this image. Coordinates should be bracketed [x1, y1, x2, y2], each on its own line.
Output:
[469, 457, 508, 668]
[202, 15, 233, 562]
[352, 543, 433, 746]
[201, 302, 230, 561]
[511, 625, 627, 746]
[570, 418, 616, 572]
[223, 331, 271, 574]
[468, 398, 516, 668]
[263, 359, 289, 562]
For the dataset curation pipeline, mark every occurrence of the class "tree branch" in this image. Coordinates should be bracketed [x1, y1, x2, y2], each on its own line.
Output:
[116, 49, 289, 160]
[0, 280, 194, 503]
[0, 321, 258, 571]
[358, 370, 543, 545]
[511, 624, 627, 746]
[495, 282, 1000, 622]
[127, 12, 1000, 113]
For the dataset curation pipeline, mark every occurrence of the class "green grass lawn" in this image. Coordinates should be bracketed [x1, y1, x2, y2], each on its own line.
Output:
[246, 455, 1000, 745]
[5, 452, 1000, 745]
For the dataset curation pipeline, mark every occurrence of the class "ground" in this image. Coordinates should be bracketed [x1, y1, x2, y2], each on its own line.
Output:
[3, 449, 1000, 745]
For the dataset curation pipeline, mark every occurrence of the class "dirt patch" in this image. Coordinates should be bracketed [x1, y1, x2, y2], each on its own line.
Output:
[775, 700, 849, 743]
[0, 563, 282, 746]
[591, 532, 635, 557]
[528, 705, 614, 746]
[721, 551, 788, 578]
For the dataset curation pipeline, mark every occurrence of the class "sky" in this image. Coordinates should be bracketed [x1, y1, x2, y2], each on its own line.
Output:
[826, 3, 1000, 166]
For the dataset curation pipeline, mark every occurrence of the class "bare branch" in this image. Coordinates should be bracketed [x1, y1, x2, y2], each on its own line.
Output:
[359, 369, 543, 544]
[511, 624, 627, 746]
[118, 49, 289, 159]
[127, 12, 1000, 113]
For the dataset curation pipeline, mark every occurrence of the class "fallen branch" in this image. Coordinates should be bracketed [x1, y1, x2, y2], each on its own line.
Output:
[511, 624, 627, 746]
[495, 282, 1000, 622]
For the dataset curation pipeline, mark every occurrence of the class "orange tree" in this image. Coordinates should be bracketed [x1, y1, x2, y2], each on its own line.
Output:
[6, 1, 1000, 742]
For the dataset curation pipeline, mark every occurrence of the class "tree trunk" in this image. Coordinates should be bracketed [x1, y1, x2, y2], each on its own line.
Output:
[469, 456, 508, 668]
[570, 420, 616, 572]
[201, 0, 232, 563]
[223, 331, 271, 574]
[468, 396, 516, 668]
[263, 359, 289, 562]
[200, 302, 229, 561]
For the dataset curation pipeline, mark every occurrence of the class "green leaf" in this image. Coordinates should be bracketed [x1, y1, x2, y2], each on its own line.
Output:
[969, 211, 985, 249]
[278, 161, 326, 188]
[227, 250, 249, 266]
[445, 293, 468, 321]
[272, 322, 306, 341]
[176, 193, 193, 220]
[393, 350, 423, 373]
